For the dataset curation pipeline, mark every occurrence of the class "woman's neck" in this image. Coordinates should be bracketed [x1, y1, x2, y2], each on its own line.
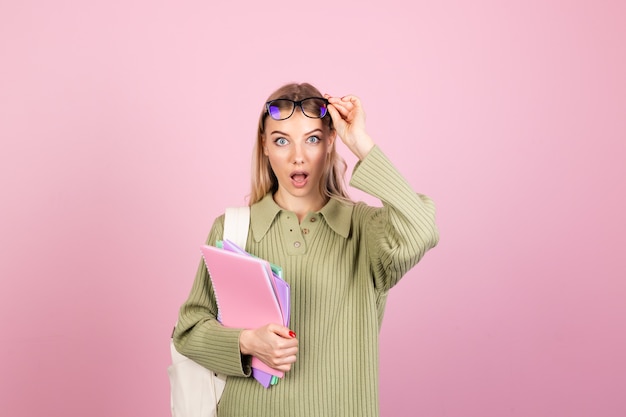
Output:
[273, 191, 328, 223]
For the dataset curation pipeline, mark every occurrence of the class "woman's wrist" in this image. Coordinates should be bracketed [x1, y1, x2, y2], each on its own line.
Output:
[350, 134, 375, 160]
[239, 329, 253, 355]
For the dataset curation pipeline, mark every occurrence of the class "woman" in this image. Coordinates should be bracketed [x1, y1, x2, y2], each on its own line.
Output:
[174, 82, 439, 417]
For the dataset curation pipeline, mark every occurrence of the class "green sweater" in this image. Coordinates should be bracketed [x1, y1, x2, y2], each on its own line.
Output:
[174, 146, 439, 417]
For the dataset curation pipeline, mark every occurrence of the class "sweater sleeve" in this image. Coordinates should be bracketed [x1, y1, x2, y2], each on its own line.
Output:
[349, 146, 439, 292]
[172, 215, 252, 377]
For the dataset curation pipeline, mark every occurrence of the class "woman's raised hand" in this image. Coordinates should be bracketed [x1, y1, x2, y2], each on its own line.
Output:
[325, 94, 375, 160]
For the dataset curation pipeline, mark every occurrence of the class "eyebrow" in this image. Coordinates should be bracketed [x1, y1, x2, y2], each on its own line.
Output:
[269, 128, 324, 137]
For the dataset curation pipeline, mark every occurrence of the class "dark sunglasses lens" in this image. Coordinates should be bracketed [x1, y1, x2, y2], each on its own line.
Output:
[301, 98, 328, 118]
[267, 100, 294, 120]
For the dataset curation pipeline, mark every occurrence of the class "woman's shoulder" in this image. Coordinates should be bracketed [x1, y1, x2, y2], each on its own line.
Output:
[347, 201, 383, 227]
[351, 200, 381, 214]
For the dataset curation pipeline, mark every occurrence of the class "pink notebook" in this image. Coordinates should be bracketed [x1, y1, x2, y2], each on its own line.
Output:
[200, 244, 285, 378]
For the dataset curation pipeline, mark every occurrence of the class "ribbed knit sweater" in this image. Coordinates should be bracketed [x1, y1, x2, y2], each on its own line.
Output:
[174, 146, 439, 417]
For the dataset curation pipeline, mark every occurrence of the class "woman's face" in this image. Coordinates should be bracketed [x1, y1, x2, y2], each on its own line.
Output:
[263, 110, 335, 207]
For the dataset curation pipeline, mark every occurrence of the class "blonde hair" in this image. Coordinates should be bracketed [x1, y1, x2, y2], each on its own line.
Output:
[249, 83, 352, 205]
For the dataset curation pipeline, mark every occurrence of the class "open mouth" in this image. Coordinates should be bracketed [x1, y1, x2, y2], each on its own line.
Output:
[290, 171, 309, 186]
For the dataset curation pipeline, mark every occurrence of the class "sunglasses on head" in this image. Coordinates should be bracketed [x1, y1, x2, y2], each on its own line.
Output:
[265, 97, 329, 121]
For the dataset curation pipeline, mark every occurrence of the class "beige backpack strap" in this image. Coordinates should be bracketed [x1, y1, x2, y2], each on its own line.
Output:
[223, 206, 251, 250]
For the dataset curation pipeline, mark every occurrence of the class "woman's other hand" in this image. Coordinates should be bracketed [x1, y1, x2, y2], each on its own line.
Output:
[325, 94, 375, 160]
[239, 324, 298, 373]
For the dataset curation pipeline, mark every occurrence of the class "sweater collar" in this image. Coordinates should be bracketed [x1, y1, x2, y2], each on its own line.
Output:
[251, 193, 353, 241]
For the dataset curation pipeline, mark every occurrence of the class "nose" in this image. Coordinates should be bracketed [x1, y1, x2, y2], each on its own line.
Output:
[292, 143, 304, 165]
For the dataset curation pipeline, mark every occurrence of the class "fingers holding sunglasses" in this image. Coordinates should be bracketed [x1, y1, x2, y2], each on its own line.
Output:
[325, 95, 360, 119]
[324, 94, 374, 160]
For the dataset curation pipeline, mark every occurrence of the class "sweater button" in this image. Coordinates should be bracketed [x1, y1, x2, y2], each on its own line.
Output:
[294, 241, 301, 248]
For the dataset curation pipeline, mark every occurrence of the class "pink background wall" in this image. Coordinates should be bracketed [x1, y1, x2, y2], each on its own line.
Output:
[1, 1, 624, 416]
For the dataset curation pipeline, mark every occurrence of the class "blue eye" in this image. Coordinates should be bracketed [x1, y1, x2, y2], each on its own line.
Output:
[274, 137, 289, 146]
[307, 136, 321, 144]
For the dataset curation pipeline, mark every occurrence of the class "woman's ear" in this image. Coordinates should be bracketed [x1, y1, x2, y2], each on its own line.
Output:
[262, 137, 269, 156]
[327, 129, 337, 153]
